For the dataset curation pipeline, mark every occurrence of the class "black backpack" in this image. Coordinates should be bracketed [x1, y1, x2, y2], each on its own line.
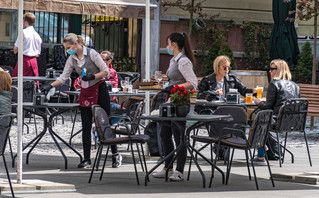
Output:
[144, 121, 163, 156]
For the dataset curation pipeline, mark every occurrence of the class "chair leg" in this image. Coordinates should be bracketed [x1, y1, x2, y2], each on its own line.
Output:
[248, 148, 259, 190]
[303, 131, 312, 166]
[245, 149, 251, 180]
[140, 143, 149, 182]
[89, 144, 103, 183]
[265, 149, 275, 187]
[2, 155, 15, 197]
[130, 142, 140, 185]
[99, 146, 109, 181]
[276, 133, 283, 167]
[135, 143, 145, 172]
[8, 136, 14, 162]
[225, 148, 235, 185]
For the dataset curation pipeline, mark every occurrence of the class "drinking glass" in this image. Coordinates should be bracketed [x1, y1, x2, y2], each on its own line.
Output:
[120, 80, 126, 91]
[246, 93, 252, 104]
[256, 86, 263, 99]
[155, 71, 163, 85]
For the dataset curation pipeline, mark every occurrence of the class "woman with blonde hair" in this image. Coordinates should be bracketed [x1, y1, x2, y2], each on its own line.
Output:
[41, 33, 122, 168]
[0, 69, 13, 115]
[197, 55, 255, 102]
[253, 59, 300, 163]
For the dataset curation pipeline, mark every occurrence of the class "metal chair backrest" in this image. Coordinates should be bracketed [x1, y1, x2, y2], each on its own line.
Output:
[275, 98, 308, 133]
[150, 91, 168, 112]
[248, 110, 273, 148]
[209, 105, 247, 138]
[92, 105, 115, 142]
[128, 101, 144, 123]
[0, 114, 13, 156]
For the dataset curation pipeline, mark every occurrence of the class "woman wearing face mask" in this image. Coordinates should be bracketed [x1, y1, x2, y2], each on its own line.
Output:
[197, 55, 255, 102]
[41, 33, 121, 168]
[152, 32, 197, 181]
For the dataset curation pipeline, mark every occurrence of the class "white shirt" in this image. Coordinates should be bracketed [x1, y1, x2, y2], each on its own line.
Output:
[14, 26, 42, 57]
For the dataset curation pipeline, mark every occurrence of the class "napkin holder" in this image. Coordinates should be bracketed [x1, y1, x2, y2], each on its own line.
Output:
[46, 68, 56, 78]
[159, 103, 176, 117]
[226, 92, 240, 104]
[33, 93, 45, 105]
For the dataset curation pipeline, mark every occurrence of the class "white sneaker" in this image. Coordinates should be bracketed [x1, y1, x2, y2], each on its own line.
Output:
[152, 169, 173, 178]
[169, 171, 184, 181]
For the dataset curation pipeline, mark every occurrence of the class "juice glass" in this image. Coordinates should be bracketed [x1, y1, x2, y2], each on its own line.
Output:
[246, 93, 252, 104]
[256, 86, 263, 98]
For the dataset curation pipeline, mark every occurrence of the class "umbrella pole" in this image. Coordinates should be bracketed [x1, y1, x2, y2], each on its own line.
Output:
[17, 0, 24, 184]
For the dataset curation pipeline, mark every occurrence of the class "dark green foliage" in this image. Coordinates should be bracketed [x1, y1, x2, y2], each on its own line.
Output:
[219, 43, 235, 69]
[203, 43, 235, 76]
[203, 43, 220, 76]
[293, 42, 313, 84]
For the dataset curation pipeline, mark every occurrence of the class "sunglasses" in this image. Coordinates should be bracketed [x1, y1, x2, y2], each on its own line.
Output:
[220, 66, 231, 71]
[269, 67, 277, 71]
[103, 58, 111, 61]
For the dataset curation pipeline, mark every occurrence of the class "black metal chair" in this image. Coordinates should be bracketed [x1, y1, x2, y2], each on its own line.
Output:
[272, 98, 311, 167]
[188, 105, 248, 186]
[214, 110, 274, 190]
[0, 114, 15, 197]
[88, 105, 150, 185]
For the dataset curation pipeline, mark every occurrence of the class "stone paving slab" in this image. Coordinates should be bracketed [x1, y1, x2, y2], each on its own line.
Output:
[0, 179, 75, 195]
[272, 172, 319, 185]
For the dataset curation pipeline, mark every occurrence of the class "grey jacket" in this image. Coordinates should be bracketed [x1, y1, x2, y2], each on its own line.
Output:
[0, 90, 12, 115]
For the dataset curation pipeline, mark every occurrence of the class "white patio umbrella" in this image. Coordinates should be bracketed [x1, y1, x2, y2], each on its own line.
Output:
[14, 0, 155, 183]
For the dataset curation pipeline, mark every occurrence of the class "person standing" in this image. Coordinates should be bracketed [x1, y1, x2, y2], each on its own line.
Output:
[41, 33, 121, 168]
[12, 12, 42, 77]
[152, 32, 197, 181]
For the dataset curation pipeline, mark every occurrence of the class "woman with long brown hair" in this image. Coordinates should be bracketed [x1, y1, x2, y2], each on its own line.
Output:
[152, 32, 197, 181]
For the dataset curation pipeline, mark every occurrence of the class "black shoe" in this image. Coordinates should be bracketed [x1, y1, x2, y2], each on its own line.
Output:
[78, 159, 91, 168]
[112, 154, 122, 168]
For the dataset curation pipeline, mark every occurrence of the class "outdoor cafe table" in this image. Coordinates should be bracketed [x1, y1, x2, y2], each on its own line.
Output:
[140, 114, 233, 188]
[66, 90, 157, 144]
[12, 102, 82, 169]
[194, 99, 258, 108]
[12, 76, 58, 81]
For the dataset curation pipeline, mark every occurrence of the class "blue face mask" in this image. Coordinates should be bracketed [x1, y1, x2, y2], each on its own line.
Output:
[167, 47, 174, 55]
[67, 48, 77, 55]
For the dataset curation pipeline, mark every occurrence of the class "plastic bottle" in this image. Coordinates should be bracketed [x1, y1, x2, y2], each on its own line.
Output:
[81, 68, 89, 88]
[92, 127, 99, 142]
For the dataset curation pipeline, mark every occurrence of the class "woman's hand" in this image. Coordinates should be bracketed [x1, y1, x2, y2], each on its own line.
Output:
[253, 97, 261, 104]
[215, 88, 223, 96]
[252, 88, 257, 94]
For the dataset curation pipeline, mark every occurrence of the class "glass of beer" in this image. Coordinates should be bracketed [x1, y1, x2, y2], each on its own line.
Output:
[246, 93, 252, 104]
[256, 86, 263, 99]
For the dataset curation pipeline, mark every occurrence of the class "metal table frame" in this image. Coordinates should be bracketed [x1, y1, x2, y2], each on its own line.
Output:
[140, 114, 233, 187]
[12, 102, 82, 169]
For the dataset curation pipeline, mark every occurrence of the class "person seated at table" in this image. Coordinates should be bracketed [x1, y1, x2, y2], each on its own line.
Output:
[41, 33, 122, 169]
[152, 32, 197, 181]
[252, 59, 300, 163]
[196, 55, 256, 159]
[0, 69, 12, 115]
[197, 55, 255, 103]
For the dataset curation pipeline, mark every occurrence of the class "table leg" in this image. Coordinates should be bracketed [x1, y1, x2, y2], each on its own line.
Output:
[48, 108, 83, 169]
[12, 108, 48, 167]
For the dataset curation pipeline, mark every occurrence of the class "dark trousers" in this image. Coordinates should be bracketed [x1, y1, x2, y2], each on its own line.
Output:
[161, 121, 186, 173]
[80, 82, 117, 160]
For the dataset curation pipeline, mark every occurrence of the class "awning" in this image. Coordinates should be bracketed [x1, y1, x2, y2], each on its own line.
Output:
[0, 0, 156, 19]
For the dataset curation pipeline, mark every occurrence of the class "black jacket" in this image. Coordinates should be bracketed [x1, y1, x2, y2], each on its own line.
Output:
[197, 73, 253, 98]
[258, 79, 300, 115]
